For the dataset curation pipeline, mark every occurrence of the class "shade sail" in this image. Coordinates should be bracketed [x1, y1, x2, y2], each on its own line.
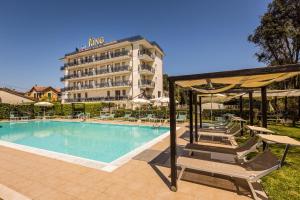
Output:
[258, 134, 300, 146]
[172, 64, 300, 93]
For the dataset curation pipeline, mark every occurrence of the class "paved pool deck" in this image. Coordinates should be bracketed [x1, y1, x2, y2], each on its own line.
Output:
[0, 120, 253, 200]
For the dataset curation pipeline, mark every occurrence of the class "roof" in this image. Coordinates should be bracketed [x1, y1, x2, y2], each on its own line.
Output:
[170, 64, 300, 94]
[0, 87, 35, 101]
[28, 86, 61, 94]
[64, 35, 164, 57]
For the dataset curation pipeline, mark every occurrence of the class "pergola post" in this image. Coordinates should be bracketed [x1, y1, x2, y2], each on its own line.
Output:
[284, 96, 288, 113]
[298, 96, 300, 120]
[199, 96, 202, 128]
[249, 91, 254, 126]
[168, 80, 177, 191]
[189, 90, 194, 144]
[239, 95, 243, 135]
[261, 86, 268, 128]
[194, 94, 198, 142]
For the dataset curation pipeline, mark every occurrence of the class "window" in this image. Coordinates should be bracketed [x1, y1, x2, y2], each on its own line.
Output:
[158, 91, 161, 98]
[85, 92, 88, 98]
[115, 90, 120, 97]
[34, 93, 37, 99]
[73, 94, 76, 99]
[122, 90, 126, 96]
[107, 91, 110, 97]
[48, 93, 52, 100]
[77, 93, 81, 99]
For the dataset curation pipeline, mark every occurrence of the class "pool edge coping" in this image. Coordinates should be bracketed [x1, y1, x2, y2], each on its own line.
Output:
[0, 120, 177, 172]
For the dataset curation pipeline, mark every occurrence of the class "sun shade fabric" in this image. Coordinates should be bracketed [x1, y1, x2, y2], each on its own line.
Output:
[246, 126, 275, 134]
[257, 134, 300, 146]
[175, 72, 300, 91]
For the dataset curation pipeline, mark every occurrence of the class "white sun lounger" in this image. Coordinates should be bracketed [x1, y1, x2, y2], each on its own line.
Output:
[185, 136, 259, 163]
[198, 123, 243, 145]
[177, 151, 280, 200]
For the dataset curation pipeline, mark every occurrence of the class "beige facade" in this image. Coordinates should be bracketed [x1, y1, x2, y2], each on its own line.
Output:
[0, 88, 34, 104]
[60, 36, 164, 106]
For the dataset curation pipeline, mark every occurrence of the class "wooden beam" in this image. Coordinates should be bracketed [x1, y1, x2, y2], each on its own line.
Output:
[169, 64, 300, 82]
[249, 91, 254, 126]
[194, 94, 198, 142]
[239, 95, 243, 135]
[189, 90, 194, 144]
[261, 86, 268, 128]
[168, 80, 177, 191]
[298, 96, 300, 120]
[199, 96, 202, 128]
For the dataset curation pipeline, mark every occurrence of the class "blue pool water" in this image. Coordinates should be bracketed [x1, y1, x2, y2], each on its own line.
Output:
[0, 121, 169, 163]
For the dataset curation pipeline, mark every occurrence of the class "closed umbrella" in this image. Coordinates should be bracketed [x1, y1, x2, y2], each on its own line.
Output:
[34, 102, 53, 119]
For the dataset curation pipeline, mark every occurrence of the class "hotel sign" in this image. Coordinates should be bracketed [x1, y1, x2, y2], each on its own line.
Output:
[88, 37, 105, 47]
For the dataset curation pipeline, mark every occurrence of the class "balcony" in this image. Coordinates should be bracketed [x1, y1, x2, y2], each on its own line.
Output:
[60, 51, 129, 70]
[62, 81, 131, 92]
[139, 79, 155, 89]
[64, 96, 129, 103]
[138, 49, 154, 62]
[61, 65, 130, 81]
[139, 64, 155, 75]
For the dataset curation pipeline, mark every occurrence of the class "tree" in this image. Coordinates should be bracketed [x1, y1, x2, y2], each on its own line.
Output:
[163, 73, 188, 104]
[248, 0, 300, 65]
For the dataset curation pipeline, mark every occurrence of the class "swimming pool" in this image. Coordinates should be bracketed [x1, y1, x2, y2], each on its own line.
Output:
[0, 121, 169, 171]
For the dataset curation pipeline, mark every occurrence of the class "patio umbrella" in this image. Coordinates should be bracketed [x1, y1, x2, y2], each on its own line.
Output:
[34, 102, 53, 119]
[150, 97, 178, 106]
[131, 98, 150, 119]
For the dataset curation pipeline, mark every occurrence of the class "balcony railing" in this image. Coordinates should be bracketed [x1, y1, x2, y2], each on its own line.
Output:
[139, 49, 153, 57]
[62, 81, 131, 92]
[61, 65, 130, 81]
[139, 64, 155, 74]
[139, 79, 155, 88]
[60, 51, 129, 70]
[64, 96, 129, 103]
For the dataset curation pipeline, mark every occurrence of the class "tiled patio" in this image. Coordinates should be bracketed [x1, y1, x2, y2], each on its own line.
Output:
[0, 121, 253, 200]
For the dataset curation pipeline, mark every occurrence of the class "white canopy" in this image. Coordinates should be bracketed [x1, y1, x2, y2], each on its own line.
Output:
[131, 98, 150, 104]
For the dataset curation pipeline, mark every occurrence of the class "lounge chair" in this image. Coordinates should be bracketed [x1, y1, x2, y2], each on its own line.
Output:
[122, 113, 137, 121]
[177, 150, 281, 200]
[176, 113, 187, 123]
[99, 113, 115, 120]
[141, 114, 153, 122]
[20, 116, 29, 120]
[9, 113, 19, 121]
[184, 136, 259, 163]
[199, 120, 237, 133]
[198, 122, 243, 144]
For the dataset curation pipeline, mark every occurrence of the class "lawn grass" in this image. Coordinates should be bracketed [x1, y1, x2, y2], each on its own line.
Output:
[261, 125, 300, 200]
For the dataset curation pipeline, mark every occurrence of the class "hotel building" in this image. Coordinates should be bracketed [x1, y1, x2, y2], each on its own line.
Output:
[60, 35, 164, 106]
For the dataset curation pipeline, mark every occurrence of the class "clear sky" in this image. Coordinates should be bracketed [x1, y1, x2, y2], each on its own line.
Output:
[0, 0, 271, 91]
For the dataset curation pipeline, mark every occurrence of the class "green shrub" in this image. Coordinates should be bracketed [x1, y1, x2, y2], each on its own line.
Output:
[84, 103, 103, 117]
[0, 103, 10, 119]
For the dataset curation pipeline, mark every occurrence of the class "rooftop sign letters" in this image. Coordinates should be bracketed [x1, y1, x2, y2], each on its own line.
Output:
[88, 37, 105, 47]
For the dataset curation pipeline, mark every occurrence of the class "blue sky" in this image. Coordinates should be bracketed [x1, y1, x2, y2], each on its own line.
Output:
[0, 0, 271, 91]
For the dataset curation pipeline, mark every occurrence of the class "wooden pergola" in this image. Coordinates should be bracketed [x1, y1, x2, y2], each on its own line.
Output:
[167, 64, 300, 191]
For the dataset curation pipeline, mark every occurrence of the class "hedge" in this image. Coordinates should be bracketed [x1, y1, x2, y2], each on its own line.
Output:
[0, 102, 259, 121]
